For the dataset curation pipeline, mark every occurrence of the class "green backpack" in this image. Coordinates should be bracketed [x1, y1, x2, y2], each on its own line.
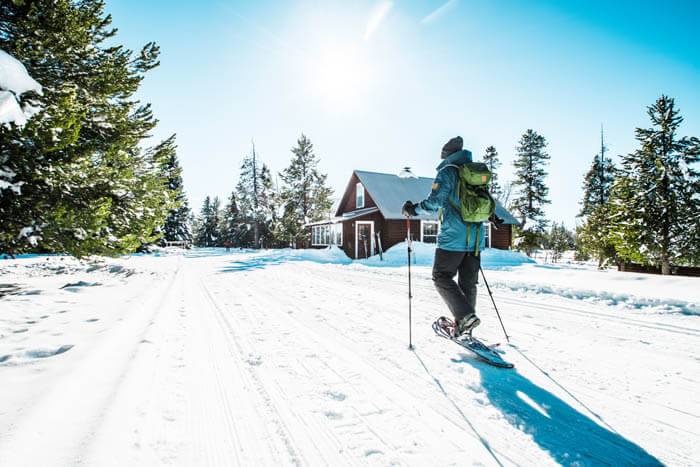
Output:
[451, 162, 496, 223]
[446, 162, 496, 255]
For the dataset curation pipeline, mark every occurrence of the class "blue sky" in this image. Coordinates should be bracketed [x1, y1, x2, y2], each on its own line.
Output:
[109, 0, 700, 228]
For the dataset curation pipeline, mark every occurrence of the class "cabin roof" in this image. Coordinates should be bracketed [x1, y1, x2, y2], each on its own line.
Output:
[339, 170, 519, 224]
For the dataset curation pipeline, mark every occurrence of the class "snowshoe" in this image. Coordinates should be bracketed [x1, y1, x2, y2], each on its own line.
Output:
[432, 316, 514, 369]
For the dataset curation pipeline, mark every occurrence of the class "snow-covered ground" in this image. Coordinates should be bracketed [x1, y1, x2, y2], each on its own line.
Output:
[1, 247, 698, 466]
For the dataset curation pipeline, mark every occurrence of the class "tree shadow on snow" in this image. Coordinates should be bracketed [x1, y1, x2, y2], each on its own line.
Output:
[455, 354, 662, 466]
[219, 256, 286, 272]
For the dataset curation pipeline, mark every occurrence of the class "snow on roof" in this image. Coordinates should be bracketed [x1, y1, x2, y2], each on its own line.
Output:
[353, 170, 519, 224]
[494, 201, 519, 225]
[305, 207, 381, 227]
[341, 206, 380, 220]
[354, 170, 434, 220]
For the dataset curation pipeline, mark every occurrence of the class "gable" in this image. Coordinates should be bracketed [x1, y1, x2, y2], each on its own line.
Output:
[335, 173, 378, 216]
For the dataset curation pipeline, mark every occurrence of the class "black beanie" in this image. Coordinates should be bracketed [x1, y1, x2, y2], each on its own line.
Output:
[441, 136, 463, 159]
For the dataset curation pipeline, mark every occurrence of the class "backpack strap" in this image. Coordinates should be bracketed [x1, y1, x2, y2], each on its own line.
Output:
[466, 223, 470, 251]
[466, 222, 481, 256]
[438, 164, 463, 216]
[475, 223, 481, 256]
[438, 163, 461, 173]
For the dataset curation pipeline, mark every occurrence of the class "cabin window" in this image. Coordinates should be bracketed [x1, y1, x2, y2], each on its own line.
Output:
[421, 221, 439, 243]
[356, 182, 365, 209]
[312, 224, 342, 246]
[484, 222, 491, 248]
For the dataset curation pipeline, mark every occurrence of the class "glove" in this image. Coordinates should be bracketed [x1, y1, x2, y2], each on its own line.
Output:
[402, 200, 418, 217]
[488, 212, 504, 224]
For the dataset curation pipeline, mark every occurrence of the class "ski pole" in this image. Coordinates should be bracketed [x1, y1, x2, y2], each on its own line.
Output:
[479, 266, 510, 343]
[406, 217, 414, 350]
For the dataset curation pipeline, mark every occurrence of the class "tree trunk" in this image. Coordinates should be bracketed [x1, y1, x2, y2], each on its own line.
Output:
[661, 256, 671, 275]
[254, 221, 259, 249]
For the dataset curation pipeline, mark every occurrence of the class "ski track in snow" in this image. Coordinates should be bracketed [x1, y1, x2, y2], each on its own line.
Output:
[0, 251, 698, 466]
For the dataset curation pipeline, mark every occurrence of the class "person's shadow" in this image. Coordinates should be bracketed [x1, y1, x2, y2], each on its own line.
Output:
[456, 354, 663, 466]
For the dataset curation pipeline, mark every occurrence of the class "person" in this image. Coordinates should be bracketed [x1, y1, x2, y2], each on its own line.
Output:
[402, 136, 484, 339]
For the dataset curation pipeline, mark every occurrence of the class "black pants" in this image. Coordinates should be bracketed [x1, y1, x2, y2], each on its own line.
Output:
[432, 248, 480, 323]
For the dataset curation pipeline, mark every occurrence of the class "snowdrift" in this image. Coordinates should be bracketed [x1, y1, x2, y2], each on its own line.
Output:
[199, 243, 533, 270]
[264, 247, 352, 265]
[358, 241, 535, 269]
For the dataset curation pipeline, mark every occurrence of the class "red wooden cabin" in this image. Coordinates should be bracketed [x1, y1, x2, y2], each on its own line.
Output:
[307, 170, 519, 259]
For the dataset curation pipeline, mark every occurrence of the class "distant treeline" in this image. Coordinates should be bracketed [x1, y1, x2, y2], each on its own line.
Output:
[480, 96, 699, 274]
[191, 134, 333, 250]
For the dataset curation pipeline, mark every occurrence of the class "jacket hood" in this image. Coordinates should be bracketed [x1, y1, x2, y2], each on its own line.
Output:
[437, 149, 472, 170]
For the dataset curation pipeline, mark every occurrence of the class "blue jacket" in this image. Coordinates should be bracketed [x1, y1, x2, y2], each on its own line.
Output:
[416, 150, 486, 252]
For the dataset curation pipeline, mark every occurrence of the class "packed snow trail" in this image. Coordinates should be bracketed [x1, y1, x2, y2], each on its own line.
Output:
[1, 251, 697, 465]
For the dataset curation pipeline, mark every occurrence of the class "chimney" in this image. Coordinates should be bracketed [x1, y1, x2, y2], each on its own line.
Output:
[399, 166, 416, 178]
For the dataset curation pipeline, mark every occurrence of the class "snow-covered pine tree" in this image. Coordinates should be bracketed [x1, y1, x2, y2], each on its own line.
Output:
[576, 205, 617, 266]
[219, 191, 241, 247]
[483, 146, 502, 199]
[210, 196, 222, 246]
[279, 134, 334, 247]
[547, 222, 573, 263]
[580, 128, 615, 217]
[194, 196, 221, 247]
[258, 165, 283, 248]
[160, 135, 192, 245]
[0, 0, 169, 257]
[235, 151, 274, 248]
[576, 128, 617, 267]
[193, 197, 211, 247]
[609, 96, 700, 274]
[511, 129, 551, 255]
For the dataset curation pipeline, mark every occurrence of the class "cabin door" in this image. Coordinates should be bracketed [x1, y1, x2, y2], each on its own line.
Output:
[355, 221, 374, 259]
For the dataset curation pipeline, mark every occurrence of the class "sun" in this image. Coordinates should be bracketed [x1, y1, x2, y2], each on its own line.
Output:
[307, 44, 373, 111]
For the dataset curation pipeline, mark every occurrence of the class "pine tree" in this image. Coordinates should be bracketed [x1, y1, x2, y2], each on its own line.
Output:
[511, 129, 551, 255]
[219, 191, 241, 247]
[258, 165, 282, 248]
[580, 128, 615, 217]
[279, 134, 334, 247]
[483, 146, 502, 199]
[194, 196, 221, 247]
[548, 222, 573, 263]
[0, 0, 170, 257]
[609, 96, 700, 274]
[236, 149, 273, 248]
[160, 135, 192, 244]
[576, 204, 617, 267]
[576, 128, 617, 267]
[193, 197, 211, 247]
[210, 196, 222, 246]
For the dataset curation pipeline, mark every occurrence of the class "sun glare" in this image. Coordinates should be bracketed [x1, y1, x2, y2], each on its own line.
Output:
[307, 45, 373, 111]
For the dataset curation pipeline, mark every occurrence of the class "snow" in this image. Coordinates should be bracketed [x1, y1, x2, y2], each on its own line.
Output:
[182, 243, 535, 270]
[358, 241, 535, 268]
[0, 49, 42, 96]
[0, 250, 697, 465]
[18, 226, 41, 247]
[0, 91, 27, 126]
[0, 49, 41, 126]
[484, 264, 700, 316]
